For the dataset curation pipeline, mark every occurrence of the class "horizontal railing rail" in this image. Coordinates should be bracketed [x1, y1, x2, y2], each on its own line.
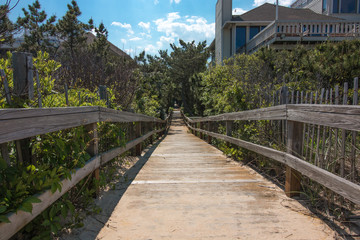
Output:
[0, 106, 164, 144]
[182, 104, 360, 206]
[0, 107, 172, 240]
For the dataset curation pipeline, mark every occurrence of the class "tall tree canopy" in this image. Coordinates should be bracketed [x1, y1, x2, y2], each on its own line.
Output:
[16, 0, 56, 54]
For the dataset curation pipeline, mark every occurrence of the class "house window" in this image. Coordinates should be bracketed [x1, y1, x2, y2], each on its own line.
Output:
[333, 0, 340, 12]
[323, 0, 327, 12]
[250, 26, 261, 40]
[236, 26, 246, 52]
[341, 0, 357, 13]
[333, 0, 358, 13]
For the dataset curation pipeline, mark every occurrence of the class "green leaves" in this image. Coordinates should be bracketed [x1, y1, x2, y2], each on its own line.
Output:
[18, 196, 41, 213]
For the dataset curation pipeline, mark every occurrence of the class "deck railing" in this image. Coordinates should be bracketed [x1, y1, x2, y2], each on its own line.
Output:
[0, 106, 172, 240]
[245, 20, 360, 54]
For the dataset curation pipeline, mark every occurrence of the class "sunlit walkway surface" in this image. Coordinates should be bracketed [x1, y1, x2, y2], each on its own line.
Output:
[96, 111, 334, 239]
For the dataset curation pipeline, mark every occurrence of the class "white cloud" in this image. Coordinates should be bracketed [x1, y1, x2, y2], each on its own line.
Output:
[111, 22, 134, 35]
[253, 0, 292, 6]
[111, 22, 131, 28]
[130, 37, 142, 41]
[125, 48, 134, 55]
[140, 32, 152, 38]
[170, 0, 181, 3]
[154, 0, 159, 4]
[154, 12, 215, 42]
[233, 8, 247, 15]
[121, 39, 127, 44]
[138, 21, 151, 33]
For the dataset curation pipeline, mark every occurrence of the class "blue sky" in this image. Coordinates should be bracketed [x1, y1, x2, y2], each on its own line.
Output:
[8, 0, 292, 57]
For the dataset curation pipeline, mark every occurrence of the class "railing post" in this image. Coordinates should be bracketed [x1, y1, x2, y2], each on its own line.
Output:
[135, 122, 142, 156]
[200, 122, 204, 139]
[226, 120, 233, 147]
[150, 122, 154, 144]
[207, 121, 212, 144]
[285, 120, 303, 198]
[86, 123, 99, 195]
[13, 53, 34, 165]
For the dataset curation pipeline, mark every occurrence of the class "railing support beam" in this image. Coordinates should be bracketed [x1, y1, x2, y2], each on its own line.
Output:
[226, 120, 233, 147]
[135, 122, 142, 156]
[285, 120, 303, 197]
[207, 121, 212, 144]
[86, 123, 99, 195]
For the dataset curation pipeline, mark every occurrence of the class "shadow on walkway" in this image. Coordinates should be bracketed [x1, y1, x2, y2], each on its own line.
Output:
[60, 135, 166, 240]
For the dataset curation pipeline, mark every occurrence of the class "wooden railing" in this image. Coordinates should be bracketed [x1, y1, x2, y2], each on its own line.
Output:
[245, 20, 360, 54]
[182, 105, 360, 206]
[0, 106, 172, 240]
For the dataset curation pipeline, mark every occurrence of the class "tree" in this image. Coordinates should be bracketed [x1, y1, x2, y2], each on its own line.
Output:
[0, 4, 15, 48]
[16, 0, 56, 54]
[56, 0, 93, 60]
[167, 40, 209, 115]
[90, 22, 109, 59]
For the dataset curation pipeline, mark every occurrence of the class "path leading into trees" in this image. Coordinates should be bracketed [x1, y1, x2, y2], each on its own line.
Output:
[92, 111, 335, 239]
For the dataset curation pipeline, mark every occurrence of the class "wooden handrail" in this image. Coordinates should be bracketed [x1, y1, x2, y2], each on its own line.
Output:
[0, 107, 171, 240]
[185, 104, 360, 132]
[182, 106, 360, 206]
[0, 106, 165, 144]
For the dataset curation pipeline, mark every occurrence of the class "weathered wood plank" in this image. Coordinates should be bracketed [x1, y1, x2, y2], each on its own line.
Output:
[135, 122, 142, 156]
[184, 121, 360, 206]
[0, 107, 165, 144]
[187, 105, 360, 132]
[189, 105, 287, 123]
[86, 123, 100, 195]
[0, 143, 10, 166]
[285, 121, 303, 197]
[287, 105, 360, 132]
[0, 111, 99, 144]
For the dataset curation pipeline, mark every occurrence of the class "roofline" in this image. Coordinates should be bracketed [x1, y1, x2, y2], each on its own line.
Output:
[223, 18, 360, 29]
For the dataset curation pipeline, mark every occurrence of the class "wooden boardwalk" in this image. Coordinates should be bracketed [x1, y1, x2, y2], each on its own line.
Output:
[94, 111, 334, 239]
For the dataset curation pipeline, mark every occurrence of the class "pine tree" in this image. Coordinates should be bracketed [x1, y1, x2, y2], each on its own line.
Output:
[0, 4, 15, 48]
[16, 0, 56, 54]
[56, 0, 93, 59]
[91, 22, 109, 59]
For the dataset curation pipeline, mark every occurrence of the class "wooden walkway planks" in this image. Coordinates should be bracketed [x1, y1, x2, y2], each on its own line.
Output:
[94, 111, 334, 239]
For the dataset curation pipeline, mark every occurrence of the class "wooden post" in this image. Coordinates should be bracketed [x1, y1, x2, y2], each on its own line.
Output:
[27, 55, 34, 100]
[1, 143, 11, 166]
[200, 122, 204, 139]
[285, 121, 303, 197]
[12, 52, 33, 99]
[99, 85, 107, 102]
[135, 122, 142, 156]
[150, 122, 154, 144]
[12, 53, 34, 165]
[207, 121, 212, 144]
[226, 121, 233, 137]
[65, 83, 69, 106]
[86, 123, 99, 195]
[340, 82, 348, 177]
[226, 120, 233, 147]
[0, 69, 11, 104]
[351, 77, 358, 180]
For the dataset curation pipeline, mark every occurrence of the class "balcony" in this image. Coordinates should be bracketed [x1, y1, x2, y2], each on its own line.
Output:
[243, 20, 360, 54]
